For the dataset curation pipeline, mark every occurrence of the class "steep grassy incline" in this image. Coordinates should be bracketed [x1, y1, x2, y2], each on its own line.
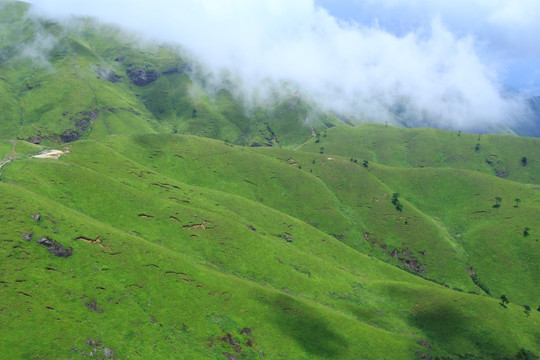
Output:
[0, 1, 347, 147]
[370, 165, 540, 305]
[98, 134, 540, 304]
[1, 183, 423, 360]
[99, 134, 361, 249]
[1, 135, 538, 359]
[252, 148, 475, 289]
[295, 124, 540, 304]
[299, 124, 540, 184]
[102, 134, 474, 293]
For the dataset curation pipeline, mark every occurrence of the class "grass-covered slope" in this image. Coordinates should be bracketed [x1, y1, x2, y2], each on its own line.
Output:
[253, 147, 540, 304]
[1, 135, 539, 359]
[1, 1, 539, 359]
[1, 182, 422, 360]
[299, 124, 540, 184]
[369, 165, 540, 305]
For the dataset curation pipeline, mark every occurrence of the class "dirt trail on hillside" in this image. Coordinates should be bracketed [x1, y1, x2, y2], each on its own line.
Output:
[0, 141, 16, 170]
[1, 146, 69, 177]
[292, 124, 317, 151]
[0, 159, 11, 169]
[32, 149, 69, 159]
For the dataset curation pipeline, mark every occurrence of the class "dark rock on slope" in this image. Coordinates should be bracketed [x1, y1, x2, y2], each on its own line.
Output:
[127, 67, 160, 86]
[60, 129, 80, 143]
[37, 236, 73, 257]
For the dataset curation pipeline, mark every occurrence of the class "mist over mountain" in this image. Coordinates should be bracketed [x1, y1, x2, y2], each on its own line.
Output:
[25, 0, 540, 134]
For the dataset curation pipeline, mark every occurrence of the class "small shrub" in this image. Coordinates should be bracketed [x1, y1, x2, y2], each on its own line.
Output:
[500, 294, 509, 307]
[391, 193, 403, 211]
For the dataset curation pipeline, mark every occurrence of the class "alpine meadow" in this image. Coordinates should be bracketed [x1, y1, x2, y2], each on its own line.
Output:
[0, 1, 539, 359]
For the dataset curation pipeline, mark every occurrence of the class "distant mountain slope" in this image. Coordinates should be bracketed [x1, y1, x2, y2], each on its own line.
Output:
[0, 0, 349, 148]
[299, 124, 540, 184]
[1, 0, 539, 148]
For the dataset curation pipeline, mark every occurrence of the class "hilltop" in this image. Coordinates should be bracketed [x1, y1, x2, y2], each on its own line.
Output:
[2, 1, 540, 147]
[0, 0, 349, 148]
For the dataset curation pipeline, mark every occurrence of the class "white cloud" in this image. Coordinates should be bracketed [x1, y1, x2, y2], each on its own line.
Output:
[27, 0, 532, 130]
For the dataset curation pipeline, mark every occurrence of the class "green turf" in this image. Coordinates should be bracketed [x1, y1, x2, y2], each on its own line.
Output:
[1, 134, 539, 359]
[299, 124, 540, 184]
[1, 1, 539, 359]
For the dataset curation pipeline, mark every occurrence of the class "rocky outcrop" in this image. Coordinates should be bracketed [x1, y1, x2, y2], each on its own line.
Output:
[75, 118, 93, 132]
[26, 132, 47, 144]
[21, 232, 33, 241]
[60, 129, 80, 143]
[37, 236, 53, 247]
[127, 67, 160, 86]
[73, 109, 99, 132]
[389, 247, 425, 273]
[36, 236, 73, 257]
[47, 241, 73, 257]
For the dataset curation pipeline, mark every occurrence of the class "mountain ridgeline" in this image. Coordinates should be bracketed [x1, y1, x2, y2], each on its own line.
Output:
[0, 0, 352, 148]
[0, 1, 539, 359]
[1, 1, 540, 146]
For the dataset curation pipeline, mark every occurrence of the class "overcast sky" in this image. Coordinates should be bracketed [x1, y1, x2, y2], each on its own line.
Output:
[26, 0, 540, 129]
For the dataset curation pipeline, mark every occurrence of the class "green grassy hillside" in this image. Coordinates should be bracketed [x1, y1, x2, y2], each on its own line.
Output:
[1, 136, 539, 359]
[369, 165, 540, 304]
[1, 1, 539, 359]
[299, 124, 540, 184]
[253, 147, 540, 304]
